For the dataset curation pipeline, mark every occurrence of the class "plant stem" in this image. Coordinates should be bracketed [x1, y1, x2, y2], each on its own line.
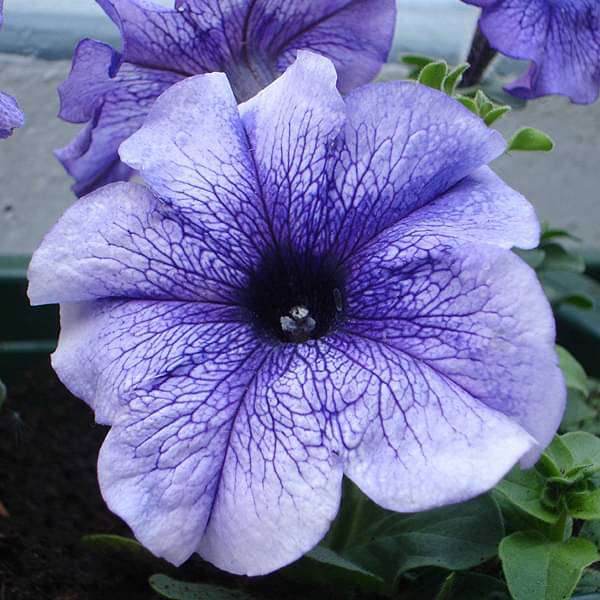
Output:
[550, 510, 568, 543]
[461, 26, 498, 88]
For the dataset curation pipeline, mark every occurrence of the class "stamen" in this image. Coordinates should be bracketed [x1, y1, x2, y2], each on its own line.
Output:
[280, 305, 317, 343]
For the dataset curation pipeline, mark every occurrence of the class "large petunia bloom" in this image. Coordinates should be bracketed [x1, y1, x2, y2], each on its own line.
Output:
[56, 0, 396, 196]
[0, 0, 24, 138]
[464, 0, 600, 104]
[30, 53, 565, 575]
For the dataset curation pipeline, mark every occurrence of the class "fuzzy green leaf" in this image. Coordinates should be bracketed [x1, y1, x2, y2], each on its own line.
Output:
[508, 127, 555, 152]
[325, 480, 503, 582]
[455, 95, 479, 114]
[418, 61, 449, 90]
[442, 63, 469, 96]
[500, 532, 599, 600]
[495, 467, 560, 524]
[484, 106, 511, 126]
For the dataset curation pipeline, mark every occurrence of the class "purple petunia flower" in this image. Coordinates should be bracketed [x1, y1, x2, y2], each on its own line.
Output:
[0, 0, 24, 138]
[464, 0, 600, 104]
[55, 0, 396, 197]
[30, 52, 565, 575]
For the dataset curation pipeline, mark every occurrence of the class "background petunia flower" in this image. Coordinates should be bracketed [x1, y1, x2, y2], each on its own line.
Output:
[464, 0, 600, 104]
[30, 52, 565, 575]
[0, 0, 24, 138]
[55, 0, 396, 196]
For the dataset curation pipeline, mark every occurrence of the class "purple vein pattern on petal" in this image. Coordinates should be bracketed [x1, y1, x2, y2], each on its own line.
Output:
[119, 72, 271, 260]
[55, 40, 183, 196]
[31, 53, 566, 575]
[239, 51, 345, 255]
[98, 337, 343, 572]
[58, 0, 396, 195]
[0, 1, 24, 138]
[464, 0, 600, 104]
[0, 92, 24, 139]
[344, 237, 564, 477]
[329, 81, 507, 260]
[27, 182, 251, 306]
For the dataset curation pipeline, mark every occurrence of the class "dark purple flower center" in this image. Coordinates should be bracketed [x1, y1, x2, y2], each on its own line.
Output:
[243, 250, 346, 343]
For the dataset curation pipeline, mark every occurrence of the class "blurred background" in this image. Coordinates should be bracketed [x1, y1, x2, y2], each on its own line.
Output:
[0, 0, 599, 256]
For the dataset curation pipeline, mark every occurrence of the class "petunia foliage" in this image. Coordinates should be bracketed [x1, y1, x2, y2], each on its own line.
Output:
[463, 0, 600, 104]
[55, 0, 396, 196]
[29, 52, 566, 576]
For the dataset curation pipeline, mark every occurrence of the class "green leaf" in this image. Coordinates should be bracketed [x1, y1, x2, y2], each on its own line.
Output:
[326, 481, 504, 582]
[560, 432, 600, 467]
[541, 228, 581, 243]
[484, 106, 511, 126]
[442, 63, 469, 96]
[561, 295, 595, 309]
[576, 569, 600, 595]
[500, 531, 599, 600]
[446, 572, 510, 600]
[541, 244, 586, 273]
[562, 390, 597, 431]
[566, 489, 600, 520]
[81, 534, 166, 567]
[508, 127, 555, 152]
[513, 248, 546, 269]
[149, 575, 256, 600]
[401, 54, 437, 68]
[557, 347, 590, 397]
[455, 95, 479, 114]
[495, 467, 560, 524]
[282, 545, 386, 593]
[474, 90, 494, 117]
[418, 61, 449, 90]
[543, 435, 576, 474]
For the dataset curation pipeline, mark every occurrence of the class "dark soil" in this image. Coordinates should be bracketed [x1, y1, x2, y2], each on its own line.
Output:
[0, 361, 329, 600]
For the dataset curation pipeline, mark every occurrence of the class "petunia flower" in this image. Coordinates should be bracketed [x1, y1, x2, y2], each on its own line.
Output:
[464, 0, 600, 104]
[29, 52, 565, 575]
[55, 0, 396, 197]
[0, 0, 24, 138]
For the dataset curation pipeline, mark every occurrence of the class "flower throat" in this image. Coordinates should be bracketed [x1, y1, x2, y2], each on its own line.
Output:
[243, 250, 346, 343]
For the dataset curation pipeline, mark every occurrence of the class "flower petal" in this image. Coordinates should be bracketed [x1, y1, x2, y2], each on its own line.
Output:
[343, 237, 565, 478]
[329, 81, 507, 259]
[120, 72, 279, 259]
[331, 331, 536, 511]
[0, 91, 24, 139]
[98, 342, 343, 572]
[475, 0, 600, 104]
[239, 51, 345, 255]
[391, 166, 540, 251]
[175, 0, 394, 97]
[98, 0, 213, 74]
[28, 182, 250, 306]
[56, 39, 181, 196]
[52, 300, 246, 424]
